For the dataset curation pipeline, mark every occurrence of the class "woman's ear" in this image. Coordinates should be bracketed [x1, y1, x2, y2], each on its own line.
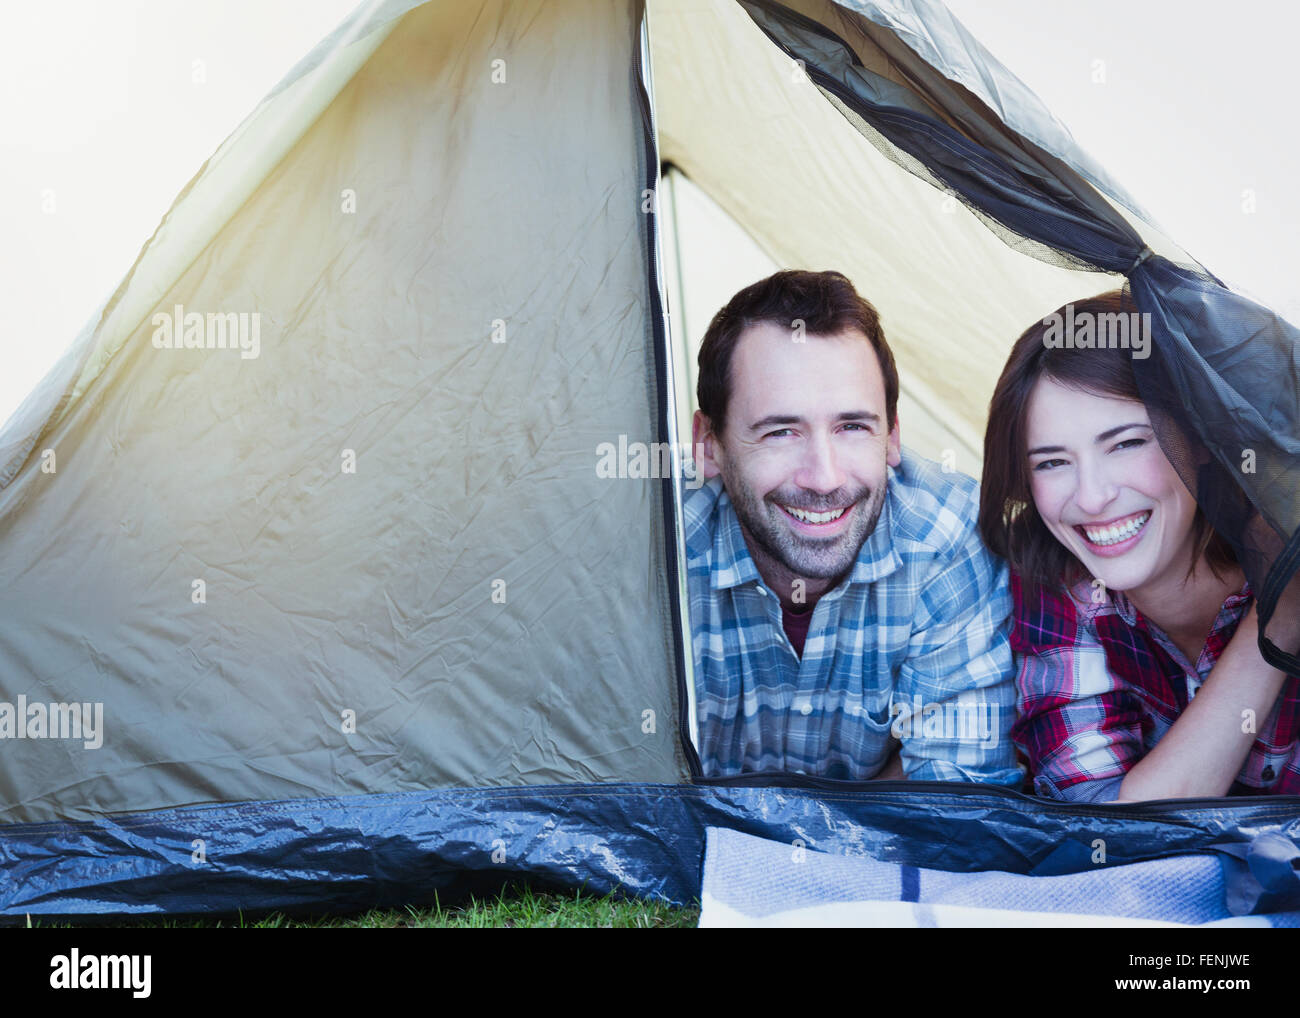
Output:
[692, 410, 723, 479]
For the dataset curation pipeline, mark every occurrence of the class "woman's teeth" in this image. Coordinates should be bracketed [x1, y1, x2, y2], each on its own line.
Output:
[784, 505, 846, 524]
[1081, 511, 1150, 546]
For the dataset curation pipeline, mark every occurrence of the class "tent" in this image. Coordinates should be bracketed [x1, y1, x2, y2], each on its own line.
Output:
[1, 0, 1297, 918]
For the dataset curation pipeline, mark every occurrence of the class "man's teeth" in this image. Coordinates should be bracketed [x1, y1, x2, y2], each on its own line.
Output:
[1082, 512, 1150, 546]
[784, 505, 846, 524]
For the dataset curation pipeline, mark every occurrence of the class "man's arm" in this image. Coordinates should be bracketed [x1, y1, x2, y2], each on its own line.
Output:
[894, 523, 1023, 787]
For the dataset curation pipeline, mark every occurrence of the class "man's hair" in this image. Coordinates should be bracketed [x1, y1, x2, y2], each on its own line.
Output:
[977, 288, 1235, 594]
[695, 269, 898, 437]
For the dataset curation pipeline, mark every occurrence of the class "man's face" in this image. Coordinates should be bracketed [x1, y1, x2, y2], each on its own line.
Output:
[693, 321, 901, 586]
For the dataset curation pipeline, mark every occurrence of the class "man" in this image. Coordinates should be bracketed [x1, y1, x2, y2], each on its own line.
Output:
[685, 269, 1022, 785]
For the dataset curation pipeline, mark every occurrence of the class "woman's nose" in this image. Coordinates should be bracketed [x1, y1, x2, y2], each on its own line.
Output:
[1074, 457, 1119, 515]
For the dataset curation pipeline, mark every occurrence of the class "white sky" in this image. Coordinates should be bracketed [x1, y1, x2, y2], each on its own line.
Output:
[2, 0, 1296, 429]
[943, 0, 1299, 317]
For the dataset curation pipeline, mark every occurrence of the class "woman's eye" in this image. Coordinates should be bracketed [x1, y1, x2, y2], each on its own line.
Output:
[1032, 458, 1067, 471]
[1113, 438, 1146, 452]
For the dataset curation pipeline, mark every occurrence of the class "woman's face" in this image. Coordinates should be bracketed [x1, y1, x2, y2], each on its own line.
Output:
[1024, 377, 1199, 599]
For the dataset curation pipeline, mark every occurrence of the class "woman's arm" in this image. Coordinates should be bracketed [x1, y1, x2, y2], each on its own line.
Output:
[1010, 582, 1147, 801]
[1014, 643, 1145, 802]
[1114, 604, 1290, 801]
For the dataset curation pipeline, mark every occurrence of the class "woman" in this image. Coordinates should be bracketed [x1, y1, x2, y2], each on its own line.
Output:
[978, 290, 1299, 802]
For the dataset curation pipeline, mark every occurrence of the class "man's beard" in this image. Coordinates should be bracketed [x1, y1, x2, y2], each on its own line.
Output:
[721, 468, 887, 582]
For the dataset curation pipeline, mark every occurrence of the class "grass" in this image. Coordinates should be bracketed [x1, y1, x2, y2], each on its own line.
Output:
[25, 886, 700, 929]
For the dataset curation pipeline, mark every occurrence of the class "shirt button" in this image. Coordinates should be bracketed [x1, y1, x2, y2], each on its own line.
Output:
[756, 586, 768, 596]
[799, 701, 812, 716]
[1262, 766, 1276, 782]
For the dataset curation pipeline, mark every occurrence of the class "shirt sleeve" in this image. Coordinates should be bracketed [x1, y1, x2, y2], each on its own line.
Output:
[1010, 582, 1148, 801]
[893, 519, 1023, 787]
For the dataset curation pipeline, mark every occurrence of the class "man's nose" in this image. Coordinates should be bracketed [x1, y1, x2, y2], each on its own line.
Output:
[1074, 456, 1119, 516]
[794, 432, 846, 494]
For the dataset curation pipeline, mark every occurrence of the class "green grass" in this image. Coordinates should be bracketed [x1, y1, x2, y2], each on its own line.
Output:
[26, 886, 700, 928]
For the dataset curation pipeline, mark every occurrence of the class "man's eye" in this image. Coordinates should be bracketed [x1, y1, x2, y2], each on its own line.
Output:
[765, 428, 793, 439]
[841, 422, 871, 433]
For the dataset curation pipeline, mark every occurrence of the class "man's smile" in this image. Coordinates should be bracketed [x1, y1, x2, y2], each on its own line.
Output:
[775, 501, 855, 536]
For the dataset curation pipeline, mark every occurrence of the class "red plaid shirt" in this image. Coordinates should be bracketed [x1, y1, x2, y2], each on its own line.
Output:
[1011, 574, 1300, 801]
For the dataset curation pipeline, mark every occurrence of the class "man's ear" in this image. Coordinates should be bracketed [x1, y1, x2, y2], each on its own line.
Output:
[886, 414, 902, 469]
[692, 410, 723, 479]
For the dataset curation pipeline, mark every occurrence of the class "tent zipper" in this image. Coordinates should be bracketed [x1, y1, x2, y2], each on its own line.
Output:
[635, 1, 703, 780]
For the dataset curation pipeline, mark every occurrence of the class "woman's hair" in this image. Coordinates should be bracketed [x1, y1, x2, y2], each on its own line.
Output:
[978, 289, 1235, 594]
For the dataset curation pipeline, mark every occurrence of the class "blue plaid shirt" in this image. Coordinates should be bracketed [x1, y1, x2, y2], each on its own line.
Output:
[684, 448, 1022, 784]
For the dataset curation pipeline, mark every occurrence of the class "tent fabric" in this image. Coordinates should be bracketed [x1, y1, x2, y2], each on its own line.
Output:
[656, 166, 985, 464]
[0, 3, 411, 490]
[740, 0, 1141, 273]
[0, 0, 688, 828]
[1130, 262, 1300, 670]
[762, 0, 1193, 269]
[0, 0, 1297, 916]
[649, 0, 1118, 474]
[788, 0, 1154, 227]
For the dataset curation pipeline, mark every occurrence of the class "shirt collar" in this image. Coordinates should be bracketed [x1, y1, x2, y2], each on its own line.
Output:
[1110, 587, 1141, 627]
[1083, 576, 1253, 628]
[709, 471, 903, 592]
[710, 486, 761, 591]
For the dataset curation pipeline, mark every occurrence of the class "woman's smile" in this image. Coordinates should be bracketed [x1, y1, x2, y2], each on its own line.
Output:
[1074, 509, 1152, 553]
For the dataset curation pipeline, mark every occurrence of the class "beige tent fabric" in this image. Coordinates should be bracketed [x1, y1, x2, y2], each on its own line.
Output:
[660, 167, 979, 464]
[0, 2, 413, 487]
[650, 0, 1124, 474]
[0, 0, 688, 824]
